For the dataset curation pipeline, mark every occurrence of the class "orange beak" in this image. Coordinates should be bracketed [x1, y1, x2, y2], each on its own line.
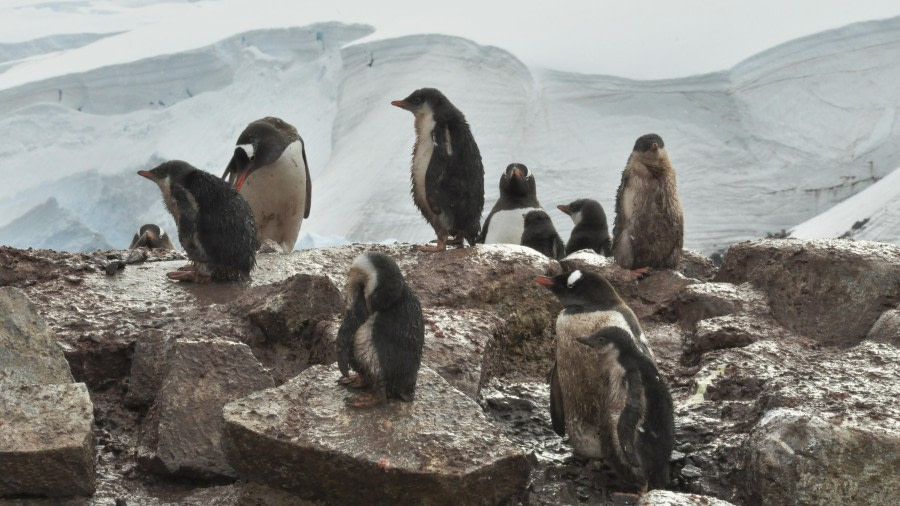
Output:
[137, 170, 154, 180]
[234, 166, 252, 192]
[534, 276, 554, 286]
[557, 205, 571, 215]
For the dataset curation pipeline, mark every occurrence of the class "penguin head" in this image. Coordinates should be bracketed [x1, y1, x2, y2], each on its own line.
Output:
[225, 117, 300, 191]
[523, 209, 552, 228]
[575, 327, 637, 353]
[500, 163, 536, 198]
[347, 252, 407, 312]
[392, 88, 460, 120]
[137, 224, 162, 241]
[632, 133, 667, 164]
[138, 160, 195, 192]
[557, 199, 607, 226]
[534, 270, 622, 310]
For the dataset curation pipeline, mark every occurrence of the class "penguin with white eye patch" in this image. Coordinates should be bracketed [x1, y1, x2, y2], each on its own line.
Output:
[557, 198, 612, 256]
[479, 163, 542, 244]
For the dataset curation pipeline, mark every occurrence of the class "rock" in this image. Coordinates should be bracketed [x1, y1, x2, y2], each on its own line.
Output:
[677, 249, 718, 282]
[223, 365, 531, 505]
[668, 282, 770, 330]
[745, 408, 900, 505]
[0, 286, 74, 387]
[0, 383, 95, 497]
[867, 309, 900, 346]
[715, 239, 900, 346]
[637, 490, 737, 506]
[124, 330, 168, 408]
[684, 314, 784, 362]
[138, 338, 275, 479]
[560, 250, 636, 287]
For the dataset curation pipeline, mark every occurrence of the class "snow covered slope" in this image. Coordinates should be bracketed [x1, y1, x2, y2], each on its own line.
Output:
[2, 12, 899, 253]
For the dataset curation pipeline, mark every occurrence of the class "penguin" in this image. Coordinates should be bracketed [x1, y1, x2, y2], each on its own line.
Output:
[576, 326, 674, 493]
[533, 270, 655, 459]
[521, 210, 565, 260]
[479, 163, 541, 244]
[392, 88, 485, 252]
[613, 133, 684, 272]
[129, 224, 175, 250]
[138, 160, 259, 282]
[222, 116, 311, 251]
[336, 251, 425, 408]
[558, 199, 612, 256]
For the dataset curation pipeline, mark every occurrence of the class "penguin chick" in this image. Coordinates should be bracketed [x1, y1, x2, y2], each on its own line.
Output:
[521, 210, 565, 260]
[479, 163, 541, 244]
[613, 133, 684, 271]
[138, 161, 259, 282]
[392, 88, 485, 252]
[576, 327, 674, 493]
[222, 116, 311, 251]
[336, 252, 425, 408]
[129, 224, 175, 250]
[534, 270, 655, 458]
[558, 199, 612, 256]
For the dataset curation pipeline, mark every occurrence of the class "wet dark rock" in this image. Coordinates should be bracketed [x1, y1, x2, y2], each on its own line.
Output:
[715, 239, 900, 346]
[684, 314, 785, 363]
[223, 365, 530, 505]
[637, 490, 737, 505]
[677, 249, 718, 282]
[866, 309, 900, 346]
[124, 330, 167, 408]
[668, 282, 770, 330]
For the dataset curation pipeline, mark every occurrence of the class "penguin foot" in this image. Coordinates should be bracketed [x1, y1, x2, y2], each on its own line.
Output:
[417, 240, 447, 252]
[631, 267, 651, 279]
[177, 264, 195, 272]
[338, 374, 369, 389]
[347, 393, 384, 408]
[445, 235, 464, 246]
[166, 269, 211, 283]
[610, 492, 641, 504]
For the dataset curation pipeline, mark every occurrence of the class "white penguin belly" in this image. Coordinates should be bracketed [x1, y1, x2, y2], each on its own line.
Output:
[240, 140, 307, 250]
[484, 208, 541, 244]
[411, 111, 437, 224]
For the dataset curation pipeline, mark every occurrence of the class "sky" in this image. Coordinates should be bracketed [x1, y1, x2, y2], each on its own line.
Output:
[2, 0, 900, 79]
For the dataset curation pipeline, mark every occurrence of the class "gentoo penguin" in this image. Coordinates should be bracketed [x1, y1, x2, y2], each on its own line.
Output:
[534, 270, 655, 459]
[479, 163, 541, 244]
[392, 88, 484, 252]
[613, 133, 684, 271]
[521, 210, 565, 260]
[138, 161, 259, 282]
[558, 199, 612, 256]
[129, 224, 175, 250]
[222, 116, 311, 251]
[576, 327, 674, 492]
[336, 251, 425, 407]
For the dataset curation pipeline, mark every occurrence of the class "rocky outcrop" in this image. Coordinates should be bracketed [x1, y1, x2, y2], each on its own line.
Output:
[223, 365, 531, 505]
[867, 308, 900, 346]
[638, 490, 737, 506]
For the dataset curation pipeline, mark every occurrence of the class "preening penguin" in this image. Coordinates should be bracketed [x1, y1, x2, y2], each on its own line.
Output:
[479, 163, 541, 244]
[138, 161, 259, 282]
[392, 88, 485, 252]
[613, 133, 684, 271]
[521, 210, 565, 260]
[534, 270, 655, 459]
[336, 252, 425, 408]
[129, 224, 175, 250]
[576, 327, 674, 493]
[222, 116, 311, 251]
[558, 198, 612, 256]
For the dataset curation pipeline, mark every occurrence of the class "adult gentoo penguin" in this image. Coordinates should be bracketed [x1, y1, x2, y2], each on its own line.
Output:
[479, 163, 541, 244]
[222, 116, 311, 251]
[534, 270, 655, 458]
[392, 88, 484, 252]
[138, 161, 259, 282]
[613, 133, 684, 271]
[558, 198, 612, 256]
[129, 224, 175, 250]
[521, 210, 565, 260]
[336, 251, 425, 407]
[576, 327, 674, 492]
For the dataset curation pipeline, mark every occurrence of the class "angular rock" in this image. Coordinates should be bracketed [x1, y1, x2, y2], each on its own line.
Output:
[637, 490, 737, 506]
[669, 282, 769, 330]
[715, 239, 900, 346]
[0, 286, 74, 387]
[745, 408, 900, 506]
[223, 365, 531, 505]
[138, 338, 275, 479]
[867, 309, 900, 346]
[0, 383, 95, 497]
[124, 329, 168, 408]
[677, 249, 718, 282]
[685, 314, 784, 362]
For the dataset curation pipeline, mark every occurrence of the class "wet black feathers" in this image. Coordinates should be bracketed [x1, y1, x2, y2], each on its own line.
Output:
[548, 361, 566, 436]
[337, 283, 368, 378]
[563, 199, 612, 256]
[521, 210, 565, 260]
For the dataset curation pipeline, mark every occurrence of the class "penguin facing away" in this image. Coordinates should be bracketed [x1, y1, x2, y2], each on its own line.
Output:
[129, 224, 175, 250]
[479, 163, 541, 244]
[534, 270, 655, 459]
[558, 198, 612, 256]
[521, 210, 565, 260]
[138, 161, 259, 282]
[613, 133, 684, 271]
[576, 327, 674, 493]
[392, 88, 485, 252]
[336, 251, 425, 408]
[222, 116, 311, 251]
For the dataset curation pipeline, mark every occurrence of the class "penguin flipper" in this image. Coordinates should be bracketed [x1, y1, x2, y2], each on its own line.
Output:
[301, 137, 312, 219]
[171, 183, 209, 264]
[549, 361, 566, 437]
[615, 367, 647, 487]
[425, 135, 447, 216]
[337, 284, 368, 377]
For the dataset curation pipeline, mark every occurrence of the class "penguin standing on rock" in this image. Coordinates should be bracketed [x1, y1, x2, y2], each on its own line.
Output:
[392, 88, 484, 252]
[222, 116, 311, 251]
[129, 224, 175, 250]
[613, 133, 684, 272]
[479, 163, 541, 244]
[138, 161, 259, 282]
[521, 210, 565, 260]
[336, 252, 425, 408]
[558, 199, 612, 256]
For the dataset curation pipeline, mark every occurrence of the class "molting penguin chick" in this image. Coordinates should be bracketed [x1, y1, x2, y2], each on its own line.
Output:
[479, 163, 542, 244]
[392, 88, 485, 252]
[613, 133, 684, 271]
[336, 252, 425, 408]
[222, 116, 311, 251]
[533, 270, 655, 457]
[129, 224, 175, 250]
[521, 210, 565, 260]
[558, 198, 612, 256]
[576, 327, 674, 493]
[138, 161, 259, 282]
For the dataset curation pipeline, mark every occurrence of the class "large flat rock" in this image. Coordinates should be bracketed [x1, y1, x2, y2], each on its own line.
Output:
[223, 365, 530, 505]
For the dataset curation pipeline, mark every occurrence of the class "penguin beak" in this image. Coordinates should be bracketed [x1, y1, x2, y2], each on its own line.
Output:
[511, 168, 522, 178]
[534, 276, 554, 287]
[137, 170, 155, 181]
[649, 143, 659, 153]
[391, 100, 410, 110]
[557, 205, 571, 215]
[234, 165, 253, 192]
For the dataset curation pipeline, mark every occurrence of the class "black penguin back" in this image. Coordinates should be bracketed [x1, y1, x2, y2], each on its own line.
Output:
[563, 199, 612, 256]
[521, 210, 565, 260]
[435, 115, 484, 246]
